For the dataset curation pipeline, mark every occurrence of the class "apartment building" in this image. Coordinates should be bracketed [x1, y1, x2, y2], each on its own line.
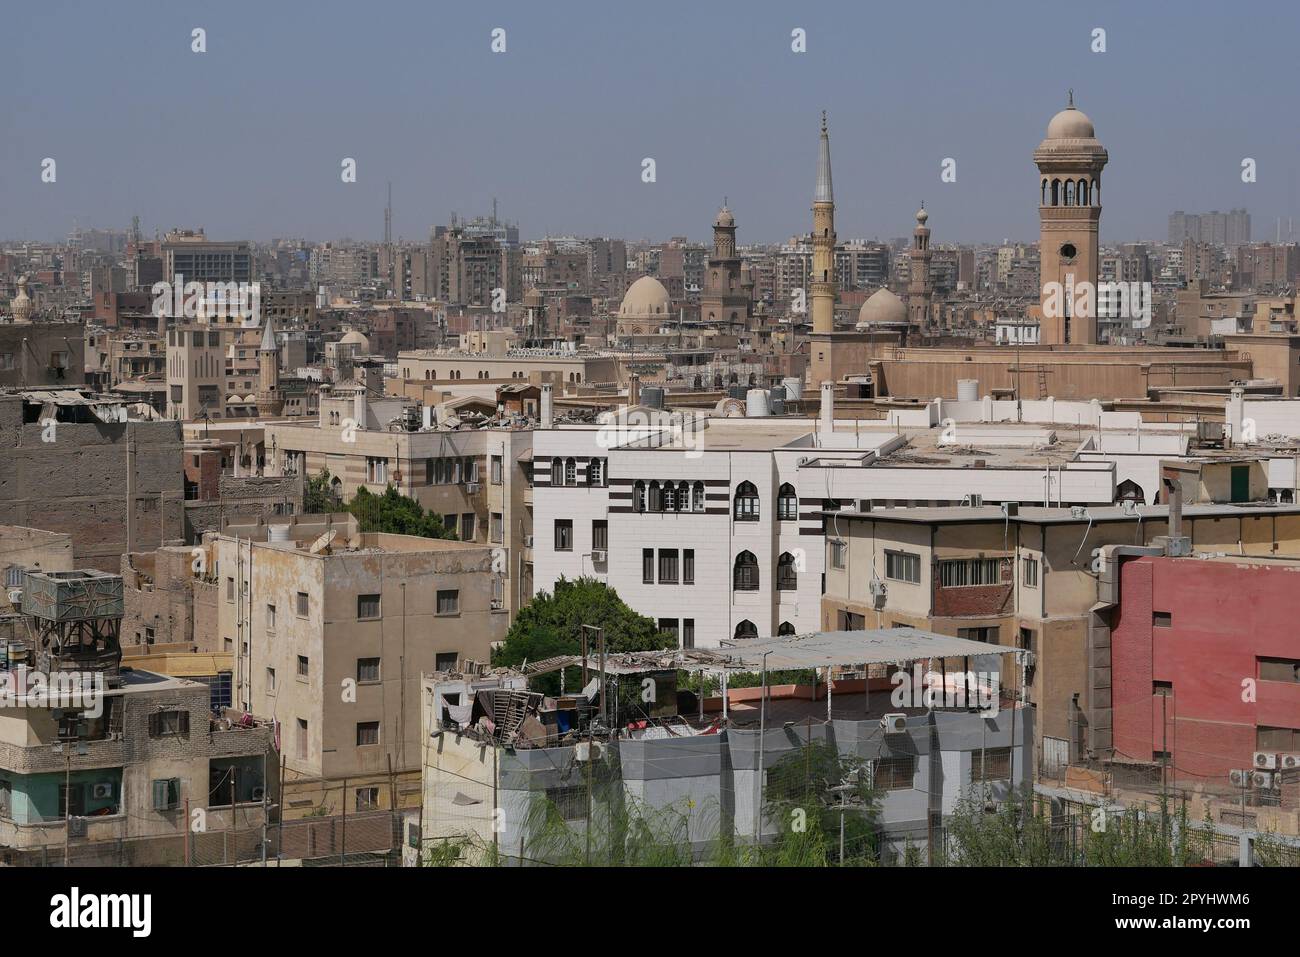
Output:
[263, 389, 533, 616]
[212, 517, 509, 818]
[820, 500, 1300, 778]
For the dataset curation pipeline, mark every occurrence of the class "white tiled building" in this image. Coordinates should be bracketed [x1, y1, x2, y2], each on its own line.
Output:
[532, 387, 1122, 648]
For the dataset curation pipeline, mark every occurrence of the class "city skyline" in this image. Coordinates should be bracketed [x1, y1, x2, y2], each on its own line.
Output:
[4, 0, 1298, 245]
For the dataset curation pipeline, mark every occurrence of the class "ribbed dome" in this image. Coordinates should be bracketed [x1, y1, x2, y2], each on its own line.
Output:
[1046, 105, 1095, 140]
[619, 276, 671, 319]
[856, 288, 907, 328]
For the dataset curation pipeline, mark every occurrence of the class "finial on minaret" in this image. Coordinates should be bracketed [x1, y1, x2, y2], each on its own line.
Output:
[1067, 88, 1074, 108]
[820, 110, 827, 133]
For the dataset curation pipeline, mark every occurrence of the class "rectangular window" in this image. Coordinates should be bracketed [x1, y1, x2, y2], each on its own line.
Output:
[266, 603, 276, 630]
[460, 513, 476, 541]
[357, 594, 381, 619]
[545, 785, 587, 821]
[642, 548, 655, 584]
[658, 618, 679, 642]
[1153, 611, 1172, 628]
[437, 589, 460, 615]
[296, 719, 308, 759]
[266, 667, 276, 693]
[830, 540, 846, 570]
[365, 456, 387, 484]
[1022, 556, 1039, 587]
[357, 658, 380, 683]
[296, 591, 309, 617]
[435, 652, 458, 671]
[872, 756, 916, 791]
[658, 549, 678, 584]
[683, 618, 695, 649]
[356, 787, 380, 811]
[148, 710, 190, 737]
[1153, 680, 1173, 697]
[554, 519, 573, 551]
[296, 655, 309, 678]
[957, 626, 1000, 644]
[885, 550, 921, 584]
[150, 778, 180, 812]
[683, 549, 695, 585]
[226, 577, 234, 601]
[591, 520, 607, 550]
[356, 721, 380, 747]
[491, 512, 503, 543]
[972, 746, 1012, 782]
[491, 455, 503, 485]
[1259, 657, 1300, 683]
[938, 558, 1003, 587]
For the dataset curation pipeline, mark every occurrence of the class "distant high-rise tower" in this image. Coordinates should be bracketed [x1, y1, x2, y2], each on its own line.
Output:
[908, 205, 932, 330]
[1035, 92, 1108, 345]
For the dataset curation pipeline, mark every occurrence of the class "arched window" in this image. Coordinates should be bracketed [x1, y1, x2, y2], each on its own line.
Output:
[778, 621, 796, 636]
[1050, 179, 1060, 206]
[648, 480, 662, 512]
[734, 620, 758, 640]
[1116, 479, 1144, 504]
[677, 481, 690, 511]
[1064, 181, 1075, 206]
[662, 481, 676, 512]
[1041, 179, 1048, 206]
[733, 551, 759, 591]
[588, 458, 604, 487]
[634, 480, 647, 512]
[551, 457, 564, 486]
[692, 481, 705, 512]
[777, 552, 798, 591]
[1093, 177, 1100, 205]
[1078, 179, 1089, 206]
[564, 458, 577, 486]
[778, 483, 798, 521]
[734, 481, 759, 521]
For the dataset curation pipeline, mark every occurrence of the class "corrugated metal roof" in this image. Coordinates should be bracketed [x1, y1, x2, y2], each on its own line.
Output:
[719, 627, 1023, 671]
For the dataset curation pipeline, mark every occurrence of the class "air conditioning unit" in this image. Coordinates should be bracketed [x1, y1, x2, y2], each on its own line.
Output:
[881, 713, 907, 733]
[465, 482, 481, 494]
[591, 548, 607, 563]
[574, 740, 604, 762]
[1229, 769, 1250, 787]
[1280, 754, 1300, 770]
[523, 535, 534, 548]
[67, 817, 87, 839]
[1252, 771, 1274, 789]
[1254, 751, 1278, 770]
[968, 494, 983, 507]
[92, 782, 113, 799]
[868, 578, 887, 603]
[250, 786, 266, 802]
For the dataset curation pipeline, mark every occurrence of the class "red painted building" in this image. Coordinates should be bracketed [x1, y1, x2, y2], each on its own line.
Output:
[1111, 554, 1300, 785]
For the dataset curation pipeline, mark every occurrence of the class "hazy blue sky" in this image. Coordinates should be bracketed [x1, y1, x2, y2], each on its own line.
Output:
[2, 0, 1297, 245]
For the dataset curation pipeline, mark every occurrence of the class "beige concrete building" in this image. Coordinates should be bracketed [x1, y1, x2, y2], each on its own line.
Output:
[212, 517, 509, 817]
[821, 502, 1300, 775]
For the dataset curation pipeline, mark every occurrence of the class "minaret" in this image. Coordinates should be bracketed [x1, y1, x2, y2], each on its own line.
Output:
[256, 316, 284, 416]
[908, 204, 932, 331]
[701, 201, 747, 324]
[10, 275, 33, 324]
[811, 112, 836, 337]
[1035, 91, 1108, 345]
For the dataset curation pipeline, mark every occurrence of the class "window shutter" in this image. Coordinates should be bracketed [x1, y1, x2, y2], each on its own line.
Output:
[178, 711, 190, 735]
[152, 779, 167, 810]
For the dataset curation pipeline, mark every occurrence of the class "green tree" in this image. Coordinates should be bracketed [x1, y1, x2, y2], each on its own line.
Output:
[303, 469, 340, 514]
[492, 577, 672, 694]
[347, 484, 456, 540]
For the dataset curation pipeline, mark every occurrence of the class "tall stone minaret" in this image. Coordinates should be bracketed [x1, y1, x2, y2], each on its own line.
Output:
[811, 112, 837, 338]
[908, 204, 932, 330]
[256, 315, 284, 417]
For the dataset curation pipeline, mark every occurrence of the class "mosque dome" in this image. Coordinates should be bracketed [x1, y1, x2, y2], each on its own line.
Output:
[856, 287, 907, 329]
[619, 276, 671, 319]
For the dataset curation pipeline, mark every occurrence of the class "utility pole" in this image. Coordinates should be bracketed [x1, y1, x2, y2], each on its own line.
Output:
[753, 651, 771, 848]
[63, 752, 70, 867]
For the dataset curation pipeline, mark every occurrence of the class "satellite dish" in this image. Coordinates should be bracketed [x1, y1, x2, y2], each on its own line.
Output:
[308, 530, 337, 555]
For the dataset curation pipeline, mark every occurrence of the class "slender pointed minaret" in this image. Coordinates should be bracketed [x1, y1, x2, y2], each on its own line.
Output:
[908, 203, 932, 330]
[811, 111, 836, 337]
[256, 315, 284, 416]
